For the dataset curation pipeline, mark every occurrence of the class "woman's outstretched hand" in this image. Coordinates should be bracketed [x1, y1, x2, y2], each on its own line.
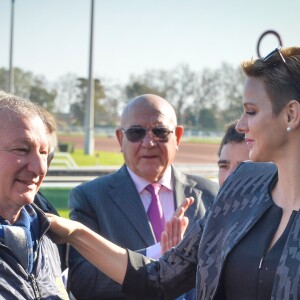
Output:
[46, 213, 81, 244]
[46, 213, 128, 284]
[161, 197, 194, 255]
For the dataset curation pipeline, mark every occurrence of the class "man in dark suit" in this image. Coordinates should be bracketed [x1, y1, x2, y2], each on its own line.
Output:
[68, 94, 218, 299]
[33, 106, 67, 272]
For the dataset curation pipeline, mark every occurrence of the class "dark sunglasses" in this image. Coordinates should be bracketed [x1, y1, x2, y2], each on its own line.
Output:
[261, 47, 300, 98]
[121, 126, 174, 143]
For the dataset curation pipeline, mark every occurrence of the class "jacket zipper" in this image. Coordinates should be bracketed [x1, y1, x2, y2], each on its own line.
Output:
[29, 273, 41, 300]
[1, 212, 56, 299]
[0, 243, 41, 298]
[256, 256, 265, 299]
[258, 256, 264, 269]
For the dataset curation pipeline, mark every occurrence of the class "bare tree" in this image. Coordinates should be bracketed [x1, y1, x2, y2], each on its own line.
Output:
[54, 73, 79, 113]
[192, 68, 220, 127]
[217, 62, 245, 123]
[163, 64, 195, 124]
[99, 78, 124, 126]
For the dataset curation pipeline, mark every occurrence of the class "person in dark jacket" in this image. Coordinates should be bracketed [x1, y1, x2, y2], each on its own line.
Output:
[47, 46, 300, 299]
[217, 120, 249, 186]
[0, 93, 68, 299]
[33, 106, 67, 272]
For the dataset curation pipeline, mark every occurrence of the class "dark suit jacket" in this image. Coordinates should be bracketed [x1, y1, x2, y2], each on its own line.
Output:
[34, 192, 67, 272]
[68, 164, 218, 299]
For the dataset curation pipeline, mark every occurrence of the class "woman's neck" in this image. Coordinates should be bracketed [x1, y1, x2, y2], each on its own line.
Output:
[272, 163, 300, 211]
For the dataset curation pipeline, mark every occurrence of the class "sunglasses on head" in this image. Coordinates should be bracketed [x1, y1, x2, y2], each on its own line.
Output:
[261, 47, 300, 98]
[121, 126, 174, 143]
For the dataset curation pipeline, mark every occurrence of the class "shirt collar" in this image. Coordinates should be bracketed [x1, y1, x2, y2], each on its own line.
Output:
[126, 165, 173, 194]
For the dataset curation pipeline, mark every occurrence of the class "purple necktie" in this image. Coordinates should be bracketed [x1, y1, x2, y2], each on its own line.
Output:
[146, 183, 165, 242]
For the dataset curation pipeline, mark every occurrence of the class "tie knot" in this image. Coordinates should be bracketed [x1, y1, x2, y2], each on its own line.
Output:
[146, 183, 161, 196]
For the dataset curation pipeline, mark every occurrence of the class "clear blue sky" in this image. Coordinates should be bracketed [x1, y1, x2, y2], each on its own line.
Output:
[0, 0, 299, 84]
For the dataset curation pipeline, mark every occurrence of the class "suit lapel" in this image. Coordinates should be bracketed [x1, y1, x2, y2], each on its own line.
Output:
[108, 165, 156, 245]
[172, 167, 203, 220]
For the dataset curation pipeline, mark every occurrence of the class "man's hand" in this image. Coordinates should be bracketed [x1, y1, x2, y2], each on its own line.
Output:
[160, 197, 194, 255]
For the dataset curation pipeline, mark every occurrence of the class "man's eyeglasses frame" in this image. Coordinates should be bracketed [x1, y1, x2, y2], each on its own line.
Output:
[121, 126, 174, 143]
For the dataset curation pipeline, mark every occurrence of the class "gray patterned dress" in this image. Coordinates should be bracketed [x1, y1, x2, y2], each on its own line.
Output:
[122, 162, 300, 300]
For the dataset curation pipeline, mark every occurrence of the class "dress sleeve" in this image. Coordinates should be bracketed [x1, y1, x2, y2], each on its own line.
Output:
[122, 219, 203, 299]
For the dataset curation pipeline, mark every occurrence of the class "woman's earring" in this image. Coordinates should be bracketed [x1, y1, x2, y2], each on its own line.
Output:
[287, 126, 293, 132]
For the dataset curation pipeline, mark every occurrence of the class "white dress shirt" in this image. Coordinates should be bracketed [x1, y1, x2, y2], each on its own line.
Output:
[127, 166, 175, 259]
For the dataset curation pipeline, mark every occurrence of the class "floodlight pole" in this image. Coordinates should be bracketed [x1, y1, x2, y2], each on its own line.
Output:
[84, 0, 95, 155]
[8, 0, 15, 94]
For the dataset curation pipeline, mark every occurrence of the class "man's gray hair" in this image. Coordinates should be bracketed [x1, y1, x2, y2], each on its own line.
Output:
[0, 91, 41, 120]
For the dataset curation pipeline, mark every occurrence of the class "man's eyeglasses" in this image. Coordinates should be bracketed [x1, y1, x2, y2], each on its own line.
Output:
[121, 126, 174, 143]
[261, 47, 300, 98]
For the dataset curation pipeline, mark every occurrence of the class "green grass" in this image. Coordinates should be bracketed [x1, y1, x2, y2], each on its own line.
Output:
[40, 187, 70, 209]
[59, 136, 219, 167]
[70, 149, 124, 166]
[67, 139, 220, 166]
[39, 187, 71, 218]
[57, 209, 70, 219]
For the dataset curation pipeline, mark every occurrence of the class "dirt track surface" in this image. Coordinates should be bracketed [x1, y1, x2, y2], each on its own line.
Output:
[58, 136, 219, 164]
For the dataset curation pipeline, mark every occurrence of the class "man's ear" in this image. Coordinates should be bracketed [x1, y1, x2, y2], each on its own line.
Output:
[175, 126, 184, 145]
[286, 100, 300, 130]
[47, 152, 54, 168]
[115, 128, 123, 147]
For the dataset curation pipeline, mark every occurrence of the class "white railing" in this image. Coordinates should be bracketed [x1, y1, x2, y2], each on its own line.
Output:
[51, 152, 78, 168]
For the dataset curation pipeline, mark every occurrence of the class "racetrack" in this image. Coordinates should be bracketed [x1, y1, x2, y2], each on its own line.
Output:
[58, 136, 219, 165]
